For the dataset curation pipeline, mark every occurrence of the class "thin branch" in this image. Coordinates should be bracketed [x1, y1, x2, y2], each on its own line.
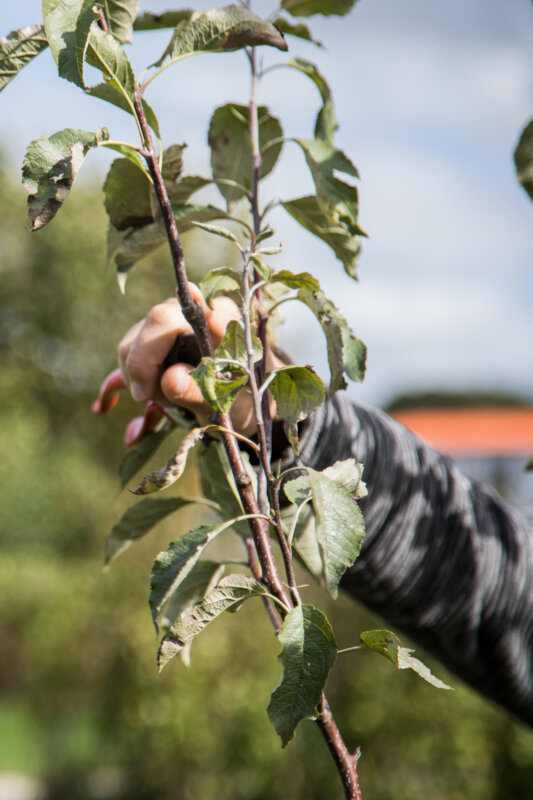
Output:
[134, 92, 290, 610]
[317, 695, 364, 800]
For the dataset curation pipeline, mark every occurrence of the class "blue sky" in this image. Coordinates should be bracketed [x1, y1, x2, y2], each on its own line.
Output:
[1, 1, 533, 407]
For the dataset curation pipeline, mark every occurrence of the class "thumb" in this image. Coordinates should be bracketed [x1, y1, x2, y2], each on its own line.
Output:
[161, 363, 212, 422]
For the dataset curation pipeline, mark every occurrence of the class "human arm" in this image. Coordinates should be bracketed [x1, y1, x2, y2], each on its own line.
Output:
[295, 393, 533, 728]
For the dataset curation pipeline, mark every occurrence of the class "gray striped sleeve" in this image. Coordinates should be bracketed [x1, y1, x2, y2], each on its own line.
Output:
[295, 394, 533, 727]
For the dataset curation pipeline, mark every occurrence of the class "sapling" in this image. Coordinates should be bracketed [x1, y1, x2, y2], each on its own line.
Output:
[0, 2, 456, 797]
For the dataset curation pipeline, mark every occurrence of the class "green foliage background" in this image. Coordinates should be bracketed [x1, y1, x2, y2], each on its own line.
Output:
[2, 160, 533, 799]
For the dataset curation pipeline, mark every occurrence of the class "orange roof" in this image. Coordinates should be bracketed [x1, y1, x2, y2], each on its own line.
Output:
[390, 407, 533, 457]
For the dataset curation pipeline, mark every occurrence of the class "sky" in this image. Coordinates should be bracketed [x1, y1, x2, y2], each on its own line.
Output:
[1, 0, 532, 408]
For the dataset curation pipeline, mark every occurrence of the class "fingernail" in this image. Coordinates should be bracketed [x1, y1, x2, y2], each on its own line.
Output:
[131, 381, 147, 402]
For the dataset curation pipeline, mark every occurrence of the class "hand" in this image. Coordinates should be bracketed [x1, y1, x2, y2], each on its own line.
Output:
[93, 284, 285, 439]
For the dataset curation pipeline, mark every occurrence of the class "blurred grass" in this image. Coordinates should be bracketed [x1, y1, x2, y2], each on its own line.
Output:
[1, 157, 533, 799]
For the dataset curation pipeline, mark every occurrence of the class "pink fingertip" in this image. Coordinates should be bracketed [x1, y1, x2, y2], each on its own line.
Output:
[92, 369, 127, 415]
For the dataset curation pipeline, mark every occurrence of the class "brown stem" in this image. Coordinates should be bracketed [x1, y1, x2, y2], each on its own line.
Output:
[317, 695, 363, 800]
[134, 92, 289, 610]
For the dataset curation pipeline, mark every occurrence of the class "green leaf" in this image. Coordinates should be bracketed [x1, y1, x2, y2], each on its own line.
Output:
[268, 366, 325, 452]
[281, 0, 358, 18]
[249, 254, 272, 281]
[104, 157, 152, 230]
[359, 630, 453, 691]
[307, 469, 365, 597]
[0, 24, 49, 93]
[282, 195, 362, 278]
[284, 502, 323, 578]
[171, 175, 211, 205]
[90, 82, 161, 138]
[102, 143, 145, 174]
[198, 444, 253, 537]
[43, 0, 96, 88]
[199, 267, 242, 307]
[158, 574, 268, 669]
[159, 561, 225, 636]
[150, 521, 238, 632]
[215, 320, 263, 366]
[514, 119, 533, 202]
[86, 24, 135, 103]
[271, 269, 320, 292]
[267, 605, 337, 746]
[119, 427, 172, 488]
[109, 204, 229, 275]
[192, 221, 241, 245]
[101, 0, 140, 44]
[322, 459, 367, 499]
[287, 58, 336, 142]
[153, 5, 287, 67]
[257, 245, 283, 256]
[134, 11, 193, 31]
[293, 138, 361, 236]
[191, 357, 248, 414]
[209, 103, 283, 208]
[105, 496, 191, 567]
[131, 427, 205, 495]
[22, 127, 109, 230]
[273, 17, 322, 47]
[297, 288, 366, 391]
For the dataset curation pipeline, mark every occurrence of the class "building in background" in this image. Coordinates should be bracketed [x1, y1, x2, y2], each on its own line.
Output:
[387, 394, 533, 511]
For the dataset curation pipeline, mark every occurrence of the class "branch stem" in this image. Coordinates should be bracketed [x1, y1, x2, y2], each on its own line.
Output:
[134, 92, 289, 610]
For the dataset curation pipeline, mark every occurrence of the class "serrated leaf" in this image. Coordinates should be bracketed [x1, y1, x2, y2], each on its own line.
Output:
[209, 103, 283, 208]
[170, 175, 211, 205]
[101, 0, 140, 43]
[150, 521, 238, 632]
[360, 630, 453, 691]
[192, 221, 241, 245]
[198, 444, 253, 537]
[43, 0, 96, 88]
[23, 127, 109, 230]
[159, 561, 225, 635]
[119, 427, 172, 488]
[249, 254, 272, 281]
[293, 138, 362, 237]
[215, 320, 263, 366]
[86, 23, 135, 101]
[307, 469, 365, 597]
[131, 427, 205, 495]
[282, 195, 362, 278]
[297, 288, 366, 391]
[104, 157, 153, 230]
[269, 366, 325, 452]
[514, 119, 533, 202]
[153, 5, 287, 67]
[158, 574, 268, 669]
[109, 204, 229, 275]
[273, 17, 322, 47]
[287, 58, 336, 142]
[0, 24, 49, 93]
[267, 605, 337, 746]
[88, 82, 161, 138]
[105, 496, 191, 566]
[282, 0, 358, 18]
[322, 460, 367, 499]
[271, 269, 320, 292]
[191, 357, 248, 413]
[199, 267, 242, 306]
[286, 502, 323, 578]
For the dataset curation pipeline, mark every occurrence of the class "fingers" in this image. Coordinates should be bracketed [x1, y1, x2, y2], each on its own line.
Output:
[119, 287, 241, 405]
[119, 298, 191, 402]
[160, 363, 212, 423]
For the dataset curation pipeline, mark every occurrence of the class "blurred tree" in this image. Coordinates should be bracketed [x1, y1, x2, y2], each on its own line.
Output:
[2, 158, 533, 800]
